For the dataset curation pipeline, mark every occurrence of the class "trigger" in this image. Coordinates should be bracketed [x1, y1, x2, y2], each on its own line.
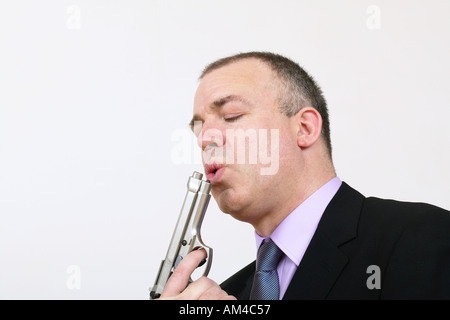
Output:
[197, 259, 207, 268]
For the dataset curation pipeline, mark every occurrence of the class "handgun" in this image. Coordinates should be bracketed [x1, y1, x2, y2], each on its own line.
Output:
[149, 171, 213, 300]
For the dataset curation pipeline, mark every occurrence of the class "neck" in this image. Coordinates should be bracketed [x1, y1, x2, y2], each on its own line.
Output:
[253, 159, 336, 237]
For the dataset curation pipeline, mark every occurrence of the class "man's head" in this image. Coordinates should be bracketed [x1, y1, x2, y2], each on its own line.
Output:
[199, 52, 332, 158]
[191, 52, 335, 236]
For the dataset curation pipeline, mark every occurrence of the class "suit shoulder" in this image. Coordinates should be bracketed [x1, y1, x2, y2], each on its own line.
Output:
[363, 199, 450, 299]
[361, 196, 450, 234]
[364, 196, 450, 219]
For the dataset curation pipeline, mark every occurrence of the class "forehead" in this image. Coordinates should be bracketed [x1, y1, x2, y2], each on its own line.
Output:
[194, 59, 279, 109]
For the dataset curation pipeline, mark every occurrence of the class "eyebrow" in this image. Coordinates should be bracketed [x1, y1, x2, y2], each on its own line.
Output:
[189, 95, 251, 130]
[212, 95, 249, 109]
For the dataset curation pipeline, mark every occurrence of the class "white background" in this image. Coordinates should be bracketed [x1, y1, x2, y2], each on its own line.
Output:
[0, 0, 449, 299]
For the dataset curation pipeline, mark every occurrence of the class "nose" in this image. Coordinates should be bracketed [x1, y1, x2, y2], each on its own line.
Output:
[197, 120, 226, 151]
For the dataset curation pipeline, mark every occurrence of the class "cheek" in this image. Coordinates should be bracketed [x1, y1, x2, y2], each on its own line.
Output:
[277, 124, 299, 155]
[211, 169, 254, 205]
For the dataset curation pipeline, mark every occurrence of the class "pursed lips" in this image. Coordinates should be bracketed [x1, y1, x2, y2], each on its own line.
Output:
[204, 163, 226, 184]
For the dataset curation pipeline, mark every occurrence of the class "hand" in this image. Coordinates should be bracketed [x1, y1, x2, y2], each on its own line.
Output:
[159, 248, 237, 300]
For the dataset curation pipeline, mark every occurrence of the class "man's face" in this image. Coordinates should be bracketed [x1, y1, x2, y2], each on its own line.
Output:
[192, 59, 301, 224]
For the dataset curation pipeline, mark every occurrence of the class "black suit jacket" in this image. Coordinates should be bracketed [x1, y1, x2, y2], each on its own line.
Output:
[221, 182, 450, 299]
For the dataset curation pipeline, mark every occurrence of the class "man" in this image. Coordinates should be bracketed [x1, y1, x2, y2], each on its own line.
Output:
[160, 52, 450, 300]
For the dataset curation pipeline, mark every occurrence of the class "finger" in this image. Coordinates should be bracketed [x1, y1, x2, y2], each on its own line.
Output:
[220, 295, 238, 300]
[179, 277, 235, 300]
[199, 283, 224, 300]
[198, 285, 237, 300]
[160, 248, 207, 298]
[177, 276, 217, 300]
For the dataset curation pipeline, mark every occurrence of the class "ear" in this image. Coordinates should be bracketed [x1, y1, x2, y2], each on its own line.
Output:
[295, 107, 323, 149]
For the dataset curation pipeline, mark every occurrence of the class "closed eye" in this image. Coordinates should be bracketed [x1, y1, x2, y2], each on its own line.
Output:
[224, 114, 244, 122]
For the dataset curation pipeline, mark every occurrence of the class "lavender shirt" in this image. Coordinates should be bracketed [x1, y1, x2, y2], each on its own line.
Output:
[254, 177, 342, 299]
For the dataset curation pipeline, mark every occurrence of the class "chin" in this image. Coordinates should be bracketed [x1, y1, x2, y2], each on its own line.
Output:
[214, 188, 256, 223]
[214, 187, 242, 212]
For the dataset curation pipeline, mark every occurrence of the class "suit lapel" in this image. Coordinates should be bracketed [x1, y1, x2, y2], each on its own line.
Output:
[283, 230, 348, 299]
[283, 182, 365, 300]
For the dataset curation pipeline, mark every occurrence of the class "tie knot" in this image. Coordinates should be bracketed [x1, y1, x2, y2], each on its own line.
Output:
[256, 239, 283, 272]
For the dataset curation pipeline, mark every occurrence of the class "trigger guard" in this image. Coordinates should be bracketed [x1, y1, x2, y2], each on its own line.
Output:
[188, 254, 210, 283]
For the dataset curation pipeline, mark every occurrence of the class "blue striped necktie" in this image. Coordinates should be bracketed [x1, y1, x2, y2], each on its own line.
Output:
[250, 238, 284, 300]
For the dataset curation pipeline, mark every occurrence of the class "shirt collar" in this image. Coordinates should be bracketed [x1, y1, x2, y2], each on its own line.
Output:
[255, 177, 342, 266]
